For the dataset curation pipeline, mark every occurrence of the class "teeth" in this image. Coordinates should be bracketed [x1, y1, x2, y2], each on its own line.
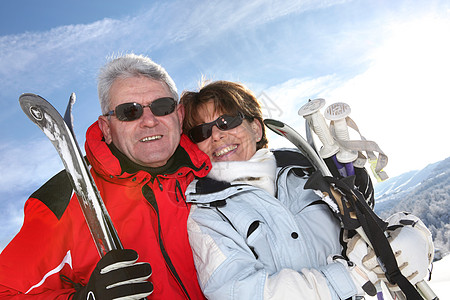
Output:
[214, 145, 237, 157]
[141, 135, 162, 142]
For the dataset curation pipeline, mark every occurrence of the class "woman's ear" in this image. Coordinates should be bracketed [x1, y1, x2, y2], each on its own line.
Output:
[251, 119, 263, 142]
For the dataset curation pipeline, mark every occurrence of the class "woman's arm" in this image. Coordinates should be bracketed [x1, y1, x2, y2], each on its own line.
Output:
[187, 206, 358, 300]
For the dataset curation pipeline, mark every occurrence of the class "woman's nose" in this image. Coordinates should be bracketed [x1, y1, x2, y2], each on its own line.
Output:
[211, 125, 225, 141]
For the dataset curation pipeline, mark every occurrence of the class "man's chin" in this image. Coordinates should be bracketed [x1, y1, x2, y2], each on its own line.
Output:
[138, 156, 170, 168]
[136, 148, 174, 168]
[135, 139, 178, 167]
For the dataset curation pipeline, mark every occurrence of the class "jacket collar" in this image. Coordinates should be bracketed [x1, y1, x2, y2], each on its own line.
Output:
[187, 148, 313, 199]
[85, 121, 211, 181]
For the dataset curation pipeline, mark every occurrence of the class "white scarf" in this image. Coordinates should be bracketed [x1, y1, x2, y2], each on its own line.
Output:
[207, 148, 277, 196]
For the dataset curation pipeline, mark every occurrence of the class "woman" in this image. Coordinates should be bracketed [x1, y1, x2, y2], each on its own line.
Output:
[180, 81, 433, 300]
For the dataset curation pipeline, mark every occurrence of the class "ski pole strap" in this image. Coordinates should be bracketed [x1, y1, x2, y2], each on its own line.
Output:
[332, 176, 423, 299]
[305, 172, 424, 299]
[328, 116, 389, 181]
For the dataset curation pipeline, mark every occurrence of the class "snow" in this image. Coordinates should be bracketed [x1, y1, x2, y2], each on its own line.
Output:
[366, 254, 450, 299]
[426, 255, 450, 299]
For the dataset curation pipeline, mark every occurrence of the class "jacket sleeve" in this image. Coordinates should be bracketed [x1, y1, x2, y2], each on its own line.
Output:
[0, 197, 79, 299]
[0, 170, 84, 299]
[187, 206, 358, 300]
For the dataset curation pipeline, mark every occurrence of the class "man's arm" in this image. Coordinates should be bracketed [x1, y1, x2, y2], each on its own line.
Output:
[0, 198, 78, 298]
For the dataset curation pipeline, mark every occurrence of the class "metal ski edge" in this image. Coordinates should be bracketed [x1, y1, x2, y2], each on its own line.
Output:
[263, 119, 331, 176]
[18, 93, 122, 257]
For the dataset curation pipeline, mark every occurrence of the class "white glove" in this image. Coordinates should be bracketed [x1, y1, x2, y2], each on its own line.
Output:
[346, 212, 434, 292]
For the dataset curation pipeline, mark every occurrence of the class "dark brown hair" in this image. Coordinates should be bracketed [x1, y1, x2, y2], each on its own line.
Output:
[180, 80, 268, 150]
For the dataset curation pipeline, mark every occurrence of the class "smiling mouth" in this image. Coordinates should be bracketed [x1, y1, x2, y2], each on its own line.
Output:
[140, 135, 162, 142]
[213, 145, 237, 157]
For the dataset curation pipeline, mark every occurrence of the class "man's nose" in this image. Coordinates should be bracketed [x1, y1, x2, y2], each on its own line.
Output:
[139, 106, 159, 127]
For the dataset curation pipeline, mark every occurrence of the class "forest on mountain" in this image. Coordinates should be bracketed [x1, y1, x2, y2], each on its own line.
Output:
[376, 157, 450, 257]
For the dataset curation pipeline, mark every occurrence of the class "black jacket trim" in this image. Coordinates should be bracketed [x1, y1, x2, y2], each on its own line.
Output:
[195, 177, 232, 194]
[194, 149, 313, 195]
[30, 170, 73, 220]
[272, 149, 312, 169]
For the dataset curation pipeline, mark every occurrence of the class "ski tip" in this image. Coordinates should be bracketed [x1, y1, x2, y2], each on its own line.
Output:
[19, 93, 41, 102]
[18, 93, 45, 115]
[263, 119, 285, 128]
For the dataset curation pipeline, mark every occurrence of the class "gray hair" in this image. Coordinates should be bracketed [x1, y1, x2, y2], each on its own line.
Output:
[97, 54, 178, 114]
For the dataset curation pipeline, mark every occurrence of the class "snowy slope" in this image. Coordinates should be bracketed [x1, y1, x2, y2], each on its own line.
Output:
[366, 254, 450, 299]
[375, 159, 443, 201]
[427, 254, 450, 299]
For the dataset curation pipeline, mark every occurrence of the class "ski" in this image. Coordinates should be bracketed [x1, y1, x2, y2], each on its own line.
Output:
[264, 118, 438, 300]
[19, 93, 122, 257]
[263, 119, 331, 176]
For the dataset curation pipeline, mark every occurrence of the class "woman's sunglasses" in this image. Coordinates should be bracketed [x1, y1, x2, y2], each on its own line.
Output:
[104, 97, 177, 121]
[188, 112, 246, 143]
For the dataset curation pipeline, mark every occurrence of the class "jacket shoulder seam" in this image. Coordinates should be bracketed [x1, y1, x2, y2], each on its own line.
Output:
[30, 170, 73, 220]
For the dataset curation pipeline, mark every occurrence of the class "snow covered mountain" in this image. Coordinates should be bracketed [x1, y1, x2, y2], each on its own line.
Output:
[374, 160, 444, 202]
[374, 156, 450, 256]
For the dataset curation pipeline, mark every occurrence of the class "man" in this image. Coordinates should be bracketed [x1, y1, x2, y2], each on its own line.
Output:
[0, 54, 211, 299]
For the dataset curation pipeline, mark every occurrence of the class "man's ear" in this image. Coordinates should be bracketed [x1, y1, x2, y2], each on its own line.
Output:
[98, 116, 112, 144]
[176, 103, 185, 130]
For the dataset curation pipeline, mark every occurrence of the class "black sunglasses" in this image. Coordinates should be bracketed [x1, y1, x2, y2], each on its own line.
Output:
[188, 112, 246, 143]
[104, 97, 177, 121]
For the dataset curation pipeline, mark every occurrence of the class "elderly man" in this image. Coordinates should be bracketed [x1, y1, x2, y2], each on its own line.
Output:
[0, 54, 211, 299]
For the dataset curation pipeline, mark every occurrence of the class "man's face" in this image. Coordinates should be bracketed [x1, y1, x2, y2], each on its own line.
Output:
[98, 76, 184, 168]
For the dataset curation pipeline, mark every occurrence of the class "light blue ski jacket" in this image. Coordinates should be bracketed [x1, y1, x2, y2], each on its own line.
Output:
[186, 149, 359, 300]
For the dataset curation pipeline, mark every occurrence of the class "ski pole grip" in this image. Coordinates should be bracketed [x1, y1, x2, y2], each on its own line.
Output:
[325, 102, 358, 163]
[298, 99, 339, 159]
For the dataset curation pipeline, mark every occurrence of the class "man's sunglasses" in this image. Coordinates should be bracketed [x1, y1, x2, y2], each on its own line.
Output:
[188, 112, 246, 143]
[104, 97, 177, 121]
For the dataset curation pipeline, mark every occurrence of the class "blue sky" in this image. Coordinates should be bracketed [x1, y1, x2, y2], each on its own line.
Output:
[1, 0, 449, 251]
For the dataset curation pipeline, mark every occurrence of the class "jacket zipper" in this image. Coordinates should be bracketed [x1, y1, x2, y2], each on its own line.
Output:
[142, 184, 192, 300]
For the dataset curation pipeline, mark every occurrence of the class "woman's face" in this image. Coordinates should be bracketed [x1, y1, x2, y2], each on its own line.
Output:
[194, 100, 262, 162]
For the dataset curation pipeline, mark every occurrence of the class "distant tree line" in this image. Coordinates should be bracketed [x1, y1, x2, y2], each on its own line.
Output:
[377, 157, 450, 256]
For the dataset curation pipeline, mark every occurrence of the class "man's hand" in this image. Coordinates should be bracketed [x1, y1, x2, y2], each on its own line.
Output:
[73, 249, 153, 300]
[346, 212, 434, 292]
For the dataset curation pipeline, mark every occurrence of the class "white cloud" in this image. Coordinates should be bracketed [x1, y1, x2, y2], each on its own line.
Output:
[0, 139, 64, 251]
[0, 20, 118, 97]
[0, 201, 25, 252]
[261, 13, 450, 177]
[0, 0, 351, 100]
[325, 14, 450, 176]
[257, 75, 342, 150]
[0, 139, 63, 193]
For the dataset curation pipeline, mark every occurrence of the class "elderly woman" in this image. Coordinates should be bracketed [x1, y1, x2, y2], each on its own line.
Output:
[180, 81, 433, 300]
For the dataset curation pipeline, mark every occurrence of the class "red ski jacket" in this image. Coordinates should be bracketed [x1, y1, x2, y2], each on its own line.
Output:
[0, 121, 211, 299]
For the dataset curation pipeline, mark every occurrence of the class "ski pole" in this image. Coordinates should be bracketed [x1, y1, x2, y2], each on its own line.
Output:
[324, 102, 358, 176]
[263, 119, 438, 300]
[298, 102, 383, 299]
[300, 100, 436, 300]
[298, 99, 343, 172]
